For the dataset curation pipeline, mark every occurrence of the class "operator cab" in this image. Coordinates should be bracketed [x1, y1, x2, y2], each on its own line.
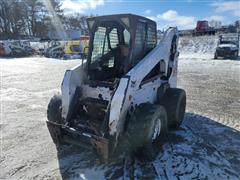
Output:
[86, 14, 157, 81]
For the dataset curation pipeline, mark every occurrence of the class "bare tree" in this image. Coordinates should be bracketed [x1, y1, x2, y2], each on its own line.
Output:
[0, 0, 89, 39]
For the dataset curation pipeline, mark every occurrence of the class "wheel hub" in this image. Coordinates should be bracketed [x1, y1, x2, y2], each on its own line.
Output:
[152, 118, 161, 141]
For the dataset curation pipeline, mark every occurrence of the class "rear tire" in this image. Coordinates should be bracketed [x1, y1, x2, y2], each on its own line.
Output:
[125, 103, 168, 161]
[158, 88, 186, 129]
[233, 51, 238, 59]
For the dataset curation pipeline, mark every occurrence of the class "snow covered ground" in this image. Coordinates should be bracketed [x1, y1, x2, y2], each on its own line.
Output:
[179, 35, 218, 54]
[0, 36, 240, 179]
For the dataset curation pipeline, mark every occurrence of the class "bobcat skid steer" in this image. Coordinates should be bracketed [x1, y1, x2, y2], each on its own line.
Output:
[47, 14, 186, 161]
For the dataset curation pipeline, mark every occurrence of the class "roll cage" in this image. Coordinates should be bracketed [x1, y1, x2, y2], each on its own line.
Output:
[86, 14, 157, 81]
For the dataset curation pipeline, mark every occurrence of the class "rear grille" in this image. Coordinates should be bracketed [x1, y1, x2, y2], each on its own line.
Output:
[221, 47, 231, 50]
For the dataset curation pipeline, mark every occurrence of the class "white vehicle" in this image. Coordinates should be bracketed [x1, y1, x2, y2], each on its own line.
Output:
[215, 34, 239, 59]
[44, 40, 65, 58]
[19, 40, 35, 55]
[46, 14, 186, 161]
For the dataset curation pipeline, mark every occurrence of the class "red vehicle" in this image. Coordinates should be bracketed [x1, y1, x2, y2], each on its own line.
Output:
[80, 35, 90, 41]
[193, 20, 215, 36]
[0, 42, 7, 56]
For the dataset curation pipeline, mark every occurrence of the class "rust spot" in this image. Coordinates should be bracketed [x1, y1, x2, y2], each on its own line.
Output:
[92, 138, 109, 161]
[129, 95, 132, 100]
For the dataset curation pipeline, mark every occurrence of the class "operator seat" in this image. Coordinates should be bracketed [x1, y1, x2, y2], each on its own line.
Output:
[115, 44, 129, 76]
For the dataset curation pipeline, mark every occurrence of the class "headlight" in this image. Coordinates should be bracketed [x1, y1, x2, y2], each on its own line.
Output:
[230, 47, 237, 51]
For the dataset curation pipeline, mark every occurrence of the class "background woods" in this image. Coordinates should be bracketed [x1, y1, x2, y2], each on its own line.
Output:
[0, 0, 89, 39]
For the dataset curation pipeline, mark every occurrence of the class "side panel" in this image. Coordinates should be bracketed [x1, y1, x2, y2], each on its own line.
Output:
[81, 85, 112, 101]
[132, 78, 160, 105]
[127, 27, 178, 88]
[109, 77, 129, 135]
[61, 64, 85, 119]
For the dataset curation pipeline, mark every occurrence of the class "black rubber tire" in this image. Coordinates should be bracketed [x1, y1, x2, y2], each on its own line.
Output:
[10, 51, 17, 57]
[124, 103, 168, 161]
[233, 51, 238, 59]
[47, 95, 64, 146]
[47, 95, 62, 124]
[214, 53, 218, 59]
[158, 88, 186, 129]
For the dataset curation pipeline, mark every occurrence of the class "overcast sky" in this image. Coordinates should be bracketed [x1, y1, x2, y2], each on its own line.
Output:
[61, 0, 240, 30]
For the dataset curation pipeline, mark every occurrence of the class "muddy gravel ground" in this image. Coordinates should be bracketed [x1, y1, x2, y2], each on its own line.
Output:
[1, 50, 240, 179]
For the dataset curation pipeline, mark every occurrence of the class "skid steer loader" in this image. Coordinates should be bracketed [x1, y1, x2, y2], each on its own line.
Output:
[47, 14, 186, 161]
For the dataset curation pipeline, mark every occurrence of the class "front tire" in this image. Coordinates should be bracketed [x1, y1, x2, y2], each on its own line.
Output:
[47, 95, 62, 123]
[125, 103, 168, 161]
[233, 51, 238, 59]
[47, 95, 64, 146]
